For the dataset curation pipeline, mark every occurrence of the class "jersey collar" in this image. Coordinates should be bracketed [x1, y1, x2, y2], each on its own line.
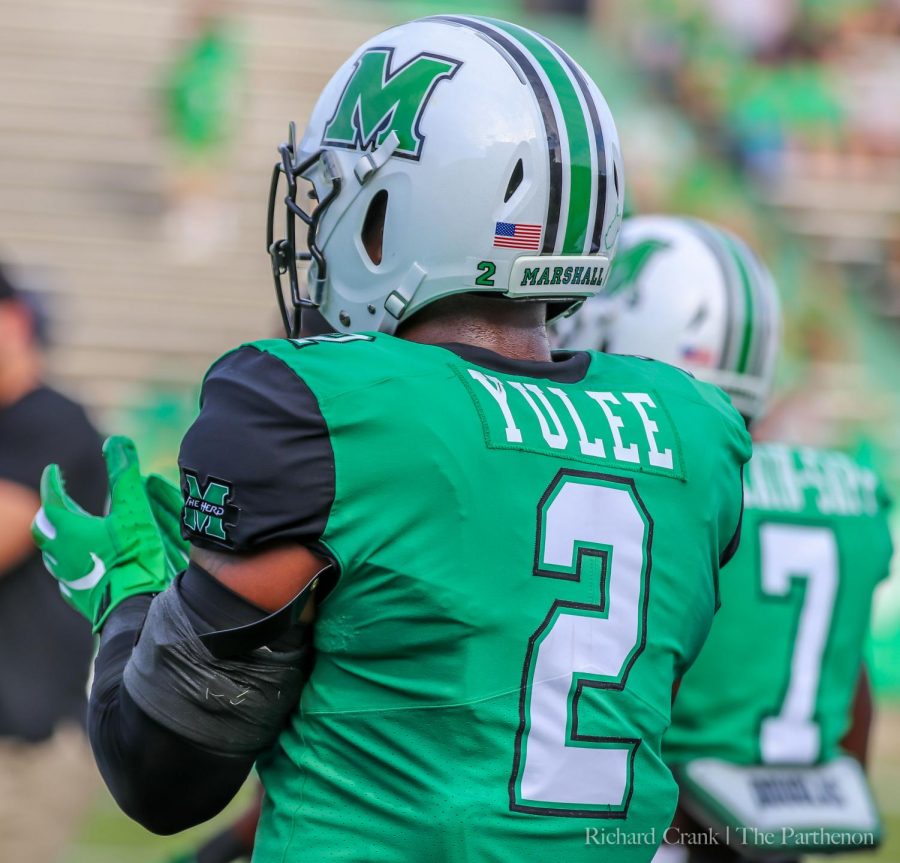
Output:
[436, 342, 591, 383]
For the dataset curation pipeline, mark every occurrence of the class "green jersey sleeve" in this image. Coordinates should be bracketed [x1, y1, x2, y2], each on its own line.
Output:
[693, 377, 752, 567]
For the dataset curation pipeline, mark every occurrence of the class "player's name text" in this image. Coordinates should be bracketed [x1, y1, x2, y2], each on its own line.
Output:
[745, 444, 879, 516]
[467, 369, 676, 472]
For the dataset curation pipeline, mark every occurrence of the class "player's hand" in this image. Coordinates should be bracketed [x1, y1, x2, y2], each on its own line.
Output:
[144, 472, 190, 577]
[32, 436, 173, 632]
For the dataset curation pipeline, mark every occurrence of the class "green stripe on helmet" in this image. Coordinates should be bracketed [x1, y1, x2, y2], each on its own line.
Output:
[485, 18, 594, 255]
[431, 15, 564, 253]
[720, 232, 756, 376]
[743, 252, 775, 379]
[684, 219, 737, 372]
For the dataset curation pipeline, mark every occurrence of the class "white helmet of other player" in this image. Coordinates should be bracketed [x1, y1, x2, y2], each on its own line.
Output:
[560, 215, 781, 424]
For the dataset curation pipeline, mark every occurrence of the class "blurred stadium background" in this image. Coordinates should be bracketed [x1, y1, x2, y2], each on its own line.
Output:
[1, 0, 900, 859]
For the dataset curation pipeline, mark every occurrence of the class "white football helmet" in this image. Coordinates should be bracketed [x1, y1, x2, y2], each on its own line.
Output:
[558, 215, 781, 424]
[267, 16, 624, 336]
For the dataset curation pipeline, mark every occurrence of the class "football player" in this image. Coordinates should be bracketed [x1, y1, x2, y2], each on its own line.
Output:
[559, 215, 892, 863]
[33, 19, 750, 862]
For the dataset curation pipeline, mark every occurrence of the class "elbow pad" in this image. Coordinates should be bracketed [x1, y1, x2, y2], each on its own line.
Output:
[123, 583, 309, 756]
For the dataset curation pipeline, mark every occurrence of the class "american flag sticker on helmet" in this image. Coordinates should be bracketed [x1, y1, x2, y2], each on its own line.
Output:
[493, 221, 542, 250]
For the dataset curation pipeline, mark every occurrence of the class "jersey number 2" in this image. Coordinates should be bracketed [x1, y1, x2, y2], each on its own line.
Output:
[510, 470, 651, 817]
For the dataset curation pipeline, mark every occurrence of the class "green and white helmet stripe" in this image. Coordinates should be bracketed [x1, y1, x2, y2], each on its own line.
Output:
[493, 19, 593, 255]
[685, 219, 777, 383]
[430, 15, 612, 257]
[727, 232, 780, 385]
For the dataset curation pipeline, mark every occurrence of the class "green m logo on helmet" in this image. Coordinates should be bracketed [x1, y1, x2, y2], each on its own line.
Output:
[322, 47, 462, 160]
[605, 238, 671, 300]
[182, 471, 239, 543]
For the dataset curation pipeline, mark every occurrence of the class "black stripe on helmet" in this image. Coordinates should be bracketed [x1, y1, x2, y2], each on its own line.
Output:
[429, 15, 562, 255]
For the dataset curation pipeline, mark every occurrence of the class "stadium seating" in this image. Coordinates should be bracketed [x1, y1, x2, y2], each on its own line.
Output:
[0, 0, 387, 415]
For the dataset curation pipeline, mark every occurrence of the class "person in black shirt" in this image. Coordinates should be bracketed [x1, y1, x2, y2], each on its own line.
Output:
[0, 264, 107, 862]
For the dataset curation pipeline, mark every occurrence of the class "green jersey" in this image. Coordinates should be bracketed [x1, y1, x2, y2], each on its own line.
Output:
[666, 442, 893, 769]
[178, 335, 750, 862]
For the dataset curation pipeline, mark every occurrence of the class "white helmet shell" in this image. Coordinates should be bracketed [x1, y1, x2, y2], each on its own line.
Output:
[285, 16, 624, 334]
[564, 215, 781, 424]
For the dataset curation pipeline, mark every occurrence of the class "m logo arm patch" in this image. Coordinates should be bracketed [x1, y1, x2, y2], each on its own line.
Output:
[181, 471, 241, 545]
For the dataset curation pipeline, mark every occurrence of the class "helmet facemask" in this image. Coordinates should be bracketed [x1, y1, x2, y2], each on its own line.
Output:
[266, 121, 342, 338]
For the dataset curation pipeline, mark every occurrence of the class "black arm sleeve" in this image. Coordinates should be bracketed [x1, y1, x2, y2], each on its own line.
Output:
[88, 597, 255, 835]
[178, 345, 335, 554]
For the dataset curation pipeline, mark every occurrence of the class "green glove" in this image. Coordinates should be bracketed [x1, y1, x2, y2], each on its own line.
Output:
[145, 473, 190, 578]
[32, 436, 173, 632]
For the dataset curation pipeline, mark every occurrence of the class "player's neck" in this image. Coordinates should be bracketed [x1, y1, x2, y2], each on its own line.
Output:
[398, 295, 553, 362]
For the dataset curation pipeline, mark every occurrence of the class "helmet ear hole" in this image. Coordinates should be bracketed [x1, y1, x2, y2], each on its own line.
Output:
[504, 159, 524, 203]
[362, 190, 389, 266]
[687, 304, 708, 329]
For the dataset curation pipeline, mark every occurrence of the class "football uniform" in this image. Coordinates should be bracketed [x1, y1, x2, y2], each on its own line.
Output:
[664, 442, 892, 852]
[179, 334, 750, 862]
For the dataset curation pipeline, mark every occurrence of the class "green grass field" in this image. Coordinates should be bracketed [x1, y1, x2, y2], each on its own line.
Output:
[62, 709, 900, 863]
